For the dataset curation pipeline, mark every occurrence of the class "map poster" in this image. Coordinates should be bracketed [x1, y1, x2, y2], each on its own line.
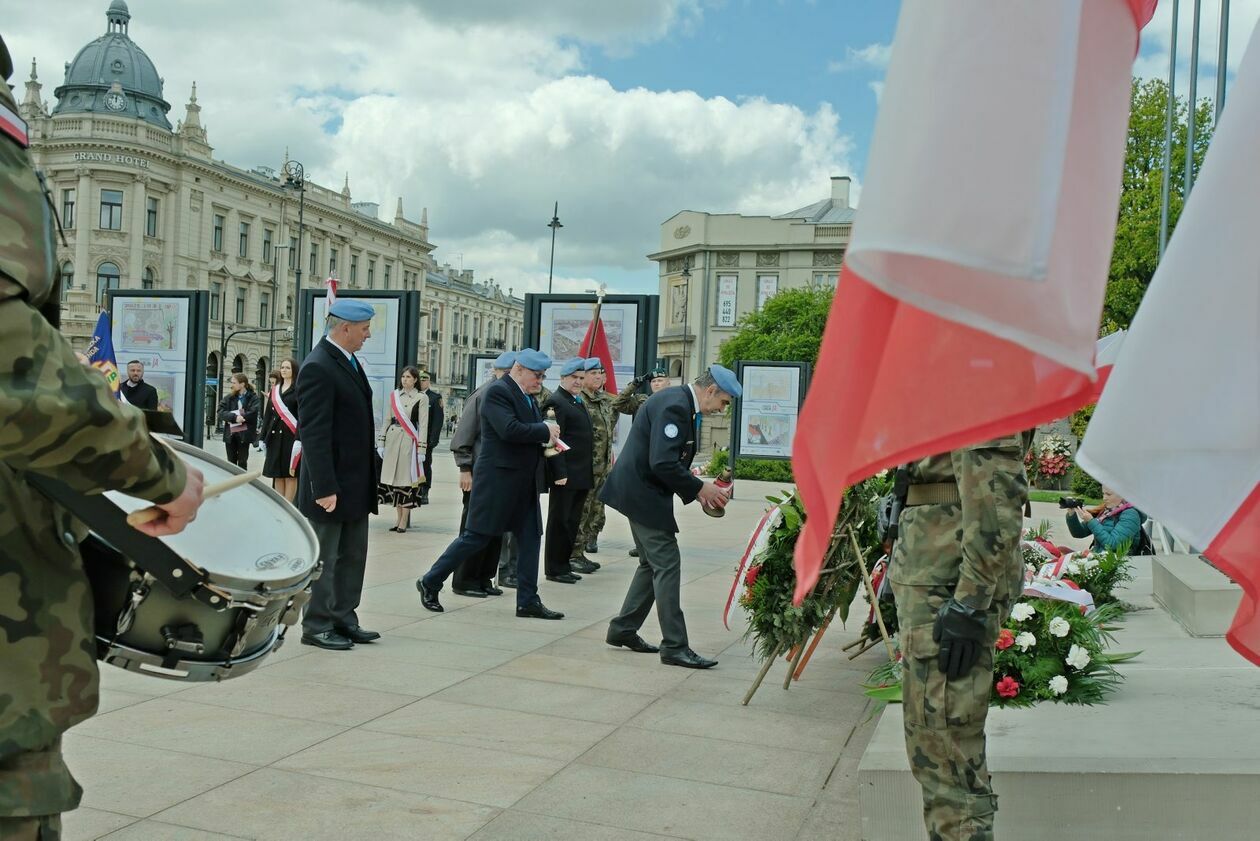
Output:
[310, 294, 402, 434]
[537, 300, 640, 396]
[111, 295, 192, 421]
[732, 361, 810, 461]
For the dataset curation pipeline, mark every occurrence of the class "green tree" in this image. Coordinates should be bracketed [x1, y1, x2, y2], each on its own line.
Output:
[717, 285, 834, 367]
[1104, 79, 1214, 332]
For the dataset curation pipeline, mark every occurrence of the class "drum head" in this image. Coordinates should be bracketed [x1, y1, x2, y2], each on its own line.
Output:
[104, 438, 318, 590]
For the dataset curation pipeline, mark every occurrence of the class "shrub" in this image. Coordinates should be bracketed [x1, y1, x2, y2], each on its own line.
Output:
[1072, 464, 1102, 500]
[704, 447, 729, 477]
[734, 458, 794, 483]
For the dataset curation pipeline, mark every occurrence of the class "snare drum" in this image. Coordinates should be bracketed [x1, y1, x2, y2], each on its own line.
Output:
[82, 439, 319, 681]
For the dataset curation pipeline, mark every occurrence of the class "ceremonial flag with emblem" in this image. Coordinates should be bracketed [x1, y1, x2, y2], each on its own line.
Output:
[325, 276, 339, 305]
[790, 0, 1157, 603]
[1079, 20, 1260, 666]
[85, 310, 122, 399]
[579, 313, 618, 394]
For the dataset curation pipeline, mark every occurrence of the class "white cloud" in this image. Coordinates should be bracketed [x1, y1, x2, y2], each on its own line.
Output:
[869, 80, 885, 104]
[828, 41, 892, 73]
[8, 0, 855, 296]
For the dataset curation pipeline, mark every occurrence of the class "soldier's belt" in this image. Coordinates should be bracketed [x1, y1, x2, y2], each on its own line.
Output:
[905, 482, 961, 506]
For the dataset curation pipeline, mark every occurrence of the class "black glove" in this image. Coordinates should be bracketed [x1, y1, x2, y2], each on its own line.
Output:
[932, 599, 988, 680]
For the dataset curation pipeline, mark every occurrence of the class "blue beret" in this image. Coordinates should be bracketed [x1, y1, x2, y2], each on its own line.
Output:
[493, 351, 517, 369]
[516, 348, 553, 371]
[560, 358, 585, 376]
[583, 357, 604, 371]
[709, 364, 743, 398]
[328, 299, 374, 322]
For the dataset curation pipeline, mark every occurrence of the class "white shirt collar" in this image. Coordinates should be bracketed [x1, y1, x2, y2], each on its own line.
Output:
[686, 384, 701, 415]
[326, 335, 355, 363]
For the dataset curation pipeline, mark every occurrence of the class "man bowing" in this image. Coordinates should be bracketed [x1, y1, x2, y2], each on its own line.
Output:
[417, 349, 565, 620]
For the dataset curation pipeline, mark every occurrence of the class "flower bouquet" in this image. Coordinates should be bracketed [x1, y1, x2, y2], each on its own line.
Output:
[1036, 434, 1073, 486]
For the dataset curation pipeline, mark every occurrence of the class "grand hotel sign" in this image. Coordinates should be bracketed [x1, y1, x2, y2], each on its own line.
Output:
[73, 151, 150, 169]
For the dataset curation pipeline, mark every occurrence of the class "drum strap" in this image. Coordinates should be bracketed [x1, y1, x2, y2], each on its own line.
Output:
[25, 474, 228, 608]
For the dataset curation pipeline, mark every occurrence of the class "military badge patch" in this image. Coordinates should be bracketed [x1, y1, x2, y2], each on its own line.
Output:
[663, 423, 679, 439]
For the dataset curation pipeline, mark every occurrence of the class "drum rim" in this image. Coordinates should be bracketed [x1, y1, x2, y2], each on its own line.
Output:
[163, 438, 320, 591]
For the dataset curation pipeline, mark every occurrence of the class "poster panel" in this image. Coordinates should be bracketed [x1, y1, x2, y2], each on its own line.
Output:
[467, 353, 497, 391]
[716, 274, 738, 327]
[732, 361, 810, 461]
[537, 300, 641, 395]
[111, 294, 191, 421]
[756, 275, 779, 310]
[309, 294, 402, 433]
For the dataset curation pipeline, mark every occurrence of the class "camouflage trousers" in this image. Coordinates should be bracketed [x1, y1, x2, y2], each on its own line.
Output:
[891, 581, 1009, 841]
[0, 740, 75, 841]
[572, 471, 608, 556]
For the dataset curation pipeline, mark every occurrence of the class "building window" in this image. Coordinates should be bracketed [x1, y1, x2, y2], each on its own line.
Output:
[235, 286, 247, 323]
[62, 189, 76, 229]
[383, 265, 391, 290]
[239, 222, 250, 258]
[263, 229, 273, 264]
[812, 272, 838, 288]
[286, 294, 293, 319]
[756, 274, 779, 310]
[350, 255, 358, 284]
[99, 189, 123, 230]
[142, 267, 156, 290]
[260, 292, 270, 327]
[309, 244, 318, 276]
[60, 261, 74, 298]
[212, 214, 224, 251]
[145, 197, 159, 237]
[96, 261, 120, 303]
[210, 281, 222, 319]
[368, 259, 375, 287]
[288, 237, 297, 269]
[329, 247, 338, 277]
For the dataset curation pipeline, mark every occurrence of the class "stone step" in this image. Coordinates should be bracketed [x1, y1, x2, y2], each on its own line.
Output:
[1152, 553, 1242, 637]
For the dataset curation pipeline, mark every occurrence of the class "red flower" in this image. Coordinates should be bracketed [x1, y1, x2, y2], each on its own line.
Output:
[995, 676, 1021, 698]
[995, 628, 1015, 651]
[744, 565, 760, 588]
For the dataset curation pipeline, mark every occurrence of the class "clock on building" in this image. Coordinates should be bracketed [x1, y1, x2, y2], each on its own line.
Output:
[104, 91, 128, 111]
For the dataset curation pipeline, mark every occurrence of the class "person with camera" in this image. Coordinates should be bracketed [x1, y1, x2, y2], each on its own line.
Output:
[1061, 486, 1145, 553]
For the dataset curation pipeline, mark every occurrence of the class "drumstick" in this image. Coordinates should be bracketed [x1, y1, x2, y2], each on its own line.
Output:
[125, 469, 264, 527]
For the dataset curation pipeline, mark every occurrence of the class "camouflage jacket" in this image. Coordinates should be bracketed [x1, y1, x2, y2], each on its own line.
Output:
[582, 387, 616, 472]
[611, 380, 647, 417]
[890, 433, 1032, 611]
[1, 74, 186, 807]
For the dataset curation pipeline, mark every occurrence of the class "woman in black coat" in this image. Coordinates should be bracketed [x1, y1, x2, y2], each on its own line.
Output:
[258, 357, 301, 501]
[218, 372, 260, 469]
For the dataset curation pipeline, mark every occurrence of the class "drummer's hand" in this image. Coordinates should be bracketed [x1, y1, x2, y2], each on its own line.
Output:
[317, 494, 337, 512]
[135, 467, 206, 538]
[459, 471, 472, 492]
[697, 481, 730, 510]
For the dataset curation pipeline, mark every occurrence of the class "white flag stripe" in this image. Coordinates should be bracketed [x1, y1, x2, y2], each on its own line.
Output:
[1079, 22, 1260, 550]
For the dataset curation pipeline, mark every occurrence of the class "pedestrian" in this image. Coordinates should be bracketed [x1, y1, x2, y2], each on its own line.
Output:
[218, 372, 260, 469]
[0, 34, 206, 836]
[417, 349, 564, 620]
[570, 357, 614, 570]
[890, 432, 1032, 839]
[120, 359, 159, 409]
[543, 358, 595, 584]
[259, 357, 301, 503]
[602, 365, 741, 668]
[611, 367, 670, 418]
[377, 366, 429, 533]
[296, 298, 382, 650]
[451, 350, 517, 597]
[417, 371, 444, 503]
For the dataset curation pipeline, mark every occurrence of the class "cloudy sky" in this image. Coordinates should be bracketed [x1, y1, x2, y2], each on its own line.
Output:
[8, 1, 1257, 296]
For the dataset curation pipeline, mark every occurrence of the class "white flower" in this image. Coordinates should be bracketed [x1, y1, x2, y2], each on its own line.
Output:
[1014, 632, 1036, 652]
[1084, 558, 1100, 571]
[1065, 560, 1084, 576]
[1049, 675, 1069, 696]
[1010, 603, 1036, 622]
[1048, 617, 1071, 638]
[1066, 644, 1091, 670]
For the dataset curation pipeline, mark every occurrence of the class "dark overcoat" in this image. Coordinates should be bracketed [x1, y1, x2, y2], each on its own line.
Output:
[542, 388, 595, 491]
[465, 375, 551, 535]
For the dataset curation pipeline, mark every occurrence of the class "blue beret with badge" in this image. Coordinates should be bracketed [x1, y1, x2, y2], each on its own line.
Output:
[493, 350, 518, 369]
[709, 364, 743, 398]
[516, 348, 553, 371]
[328, 299, 374, 322]
[583, 357, 604, 371]
[559, 358, 585, 377]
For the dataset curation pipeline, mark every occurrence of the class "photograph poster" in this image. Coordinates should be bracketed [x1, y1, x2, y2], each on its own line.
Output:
[111, 295, 191, 420]
[537, 300, 640, 395]
[735, 363, 806, 460]
[310, 295, 402, 433]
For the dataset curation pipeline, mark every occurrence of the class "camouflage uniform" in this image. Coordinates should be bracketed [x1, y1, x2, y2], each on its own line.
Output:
[611, 379, 647, 418]
[0, 50, 187, 840]
[572, 387, 615, 557]
[889, 433, 1031, 841]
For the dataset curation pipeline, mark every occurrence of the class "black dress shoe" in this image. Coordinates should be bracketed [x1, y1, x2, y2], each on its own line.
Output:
[660, 648, 718, 669]
[546, 573, 580, 584]
[416, 579, 444, 612]
[569, 558, 597, 574]
[606, 633, 660, 654]
[499, 576, 517, 589]
[481, 582, 504, 596]
[628, 547, 639, 557]
[517, 601, 564, 620]
[453, 586, 488, 598]
[335, 625, 381, 644]
[301, 630, 354, 650]
[387, 527, 400, 533]
[586, 539, 599, 554]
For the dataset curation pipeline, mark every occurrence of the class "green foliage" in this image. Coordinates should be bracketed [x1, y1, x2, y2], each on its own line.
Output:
[717, 286, 834, 367]
[992, 601, 1126, 707]
[1064, 544, 1136, 608]
[734, 458, 794, 482]
[704, 447, 729, 476]
[1071, 465, 1102, 501]
[1069, 403, 1095, 439]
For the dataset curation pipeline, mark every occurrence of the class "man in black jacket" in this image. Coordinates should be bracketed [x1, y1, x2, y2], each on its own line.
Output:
[542, 358, 595, 584]
[296, 299, 382, 650]
[120, 360, 160, 409]
[418, 349, 564, 620]
[602, 365, 742, 668]
[418, 372, 444, 503]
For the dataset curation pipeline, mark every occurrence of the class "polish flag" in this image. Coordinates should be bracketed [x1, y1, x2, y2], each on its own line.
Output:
[325, 277, 339, 306]
[790, 0, 1157, 603]
[1078, 21, 1260, 665]
[578, 315, 618, 394]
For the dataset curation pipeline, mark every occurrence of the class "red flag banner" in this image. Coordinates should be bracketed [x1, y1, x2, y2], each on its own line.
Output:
[578, 316, 618, 394]
[790, 0, 1156, 604]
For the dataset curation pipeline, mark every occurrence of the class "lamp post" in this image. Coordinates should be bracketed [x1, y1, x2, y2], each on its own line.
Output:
[283, 160, 306, 291]
[680, 264, 691, 384]
[547, 201, 562, 294]
[269, 244, 291, 366]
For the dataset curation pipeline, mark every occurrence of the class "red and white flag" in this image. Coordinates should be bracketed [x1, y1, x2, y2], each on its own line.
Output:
[578, 312, 618, 393]
[325, 277, 339, 306]
[790, 0, 1156, 603]
[1078, 21, 1260, 665]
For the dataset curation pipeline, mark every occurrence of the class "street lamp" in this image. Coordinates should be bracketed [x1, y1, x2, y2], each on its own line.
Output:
[547, 201, 562, 294]
[282, 160, 306, 291]
[680, 264, 691, 384]
[269, 243, 291, 365]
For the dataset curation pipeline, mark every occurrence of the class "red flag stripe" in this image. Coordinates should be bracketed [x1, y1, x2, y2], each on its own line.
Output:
[578, 316, 618, 393]
[1205, 485, 1260, 665]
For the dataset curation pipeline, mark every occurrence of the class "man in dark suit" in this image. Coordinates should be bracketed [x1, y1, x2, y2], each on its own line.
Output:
[296, 299, 382, 650]
[120, 360, 160, 409]
[602, 364, 742, 668]
[417, 349, 564, 620]
[418, 371, 444, 503]
[542, 358, 595, 584]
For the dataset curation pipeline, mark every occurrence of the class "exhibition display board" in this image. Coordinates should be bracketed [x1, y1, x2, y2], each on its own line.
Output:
[731, 360, 811, 462]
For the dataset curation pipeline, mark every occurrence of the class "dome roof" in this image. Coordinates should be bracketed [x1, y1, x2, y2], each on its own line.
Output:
[52, 1, 172, 130]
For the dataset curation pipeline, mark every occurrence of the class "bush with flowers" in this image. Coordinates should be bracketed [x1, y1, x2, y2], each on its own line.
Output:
[1036, 434, 1074, 487]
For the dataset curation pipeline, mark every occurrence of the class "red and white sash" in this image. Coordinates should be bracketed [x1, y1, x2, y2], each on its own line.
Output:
[390, 389, 424, 484]
[272, 384, 302, 472]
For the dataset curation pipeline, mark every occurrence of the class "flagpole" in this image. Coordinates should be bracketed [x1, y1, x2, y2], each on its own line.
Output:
[1215, 0, 1230, 121]
[583, 283, 606, 358]
[1159, 0, 1180, 256]
[1185, 0, 1204, 199]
